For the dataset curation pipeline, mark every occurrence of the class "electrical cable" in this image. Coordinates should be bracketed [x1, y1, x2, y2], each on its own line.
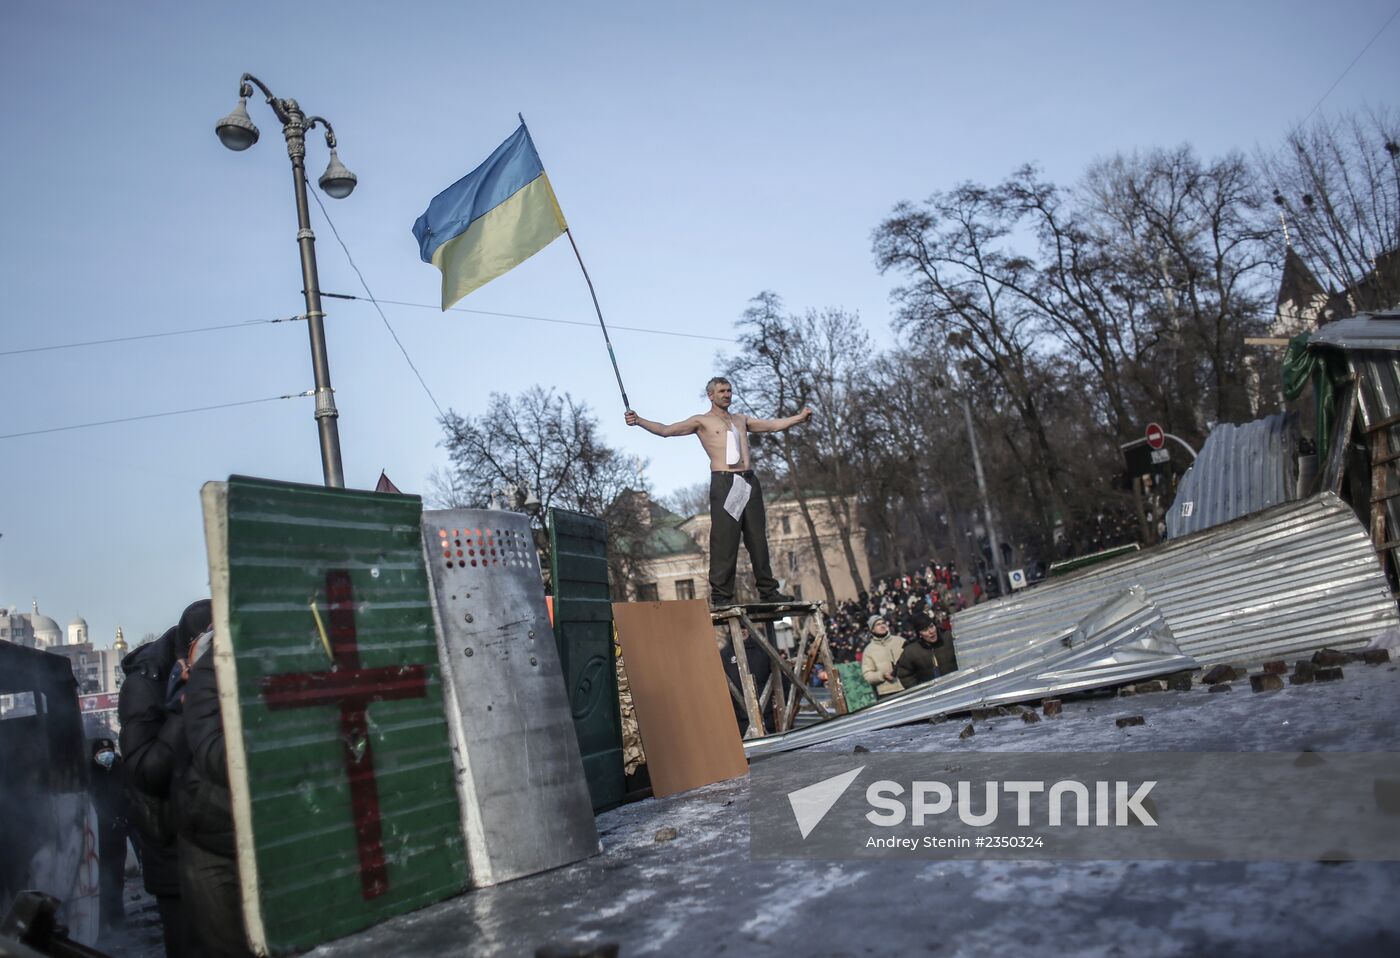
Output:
[1297, 4, 1400, 129]
[0, 391, 313, 441]
[308, 183, 447, 420]
[0, 315, 303, 358]
[321, 292, 737, 344]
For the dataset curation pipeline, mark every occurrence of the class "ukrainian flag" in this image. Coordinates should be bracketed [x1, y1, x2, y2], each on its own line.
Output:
[412, 124, 568, 309]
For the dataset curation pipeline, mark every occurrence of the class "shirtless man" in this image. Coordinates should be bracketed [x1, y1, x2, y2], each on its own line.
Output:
[626, 377, 812, 608]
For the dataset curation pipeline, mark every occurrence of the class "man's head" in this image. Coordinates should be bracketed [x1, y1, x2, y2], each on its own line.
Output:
[705, 377, 733, 408]
[867, 614, 888, 636]
[910, 611, 937, 641]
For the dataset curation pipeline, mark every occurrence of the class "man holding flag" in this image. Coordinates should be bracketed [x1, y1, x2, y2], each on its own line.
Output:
[626, 378, 811, 609]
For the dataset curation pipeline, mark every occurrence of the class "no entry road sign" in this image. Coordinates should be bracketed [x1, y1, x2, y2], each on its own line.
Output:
[1146, 423, 1165, 450]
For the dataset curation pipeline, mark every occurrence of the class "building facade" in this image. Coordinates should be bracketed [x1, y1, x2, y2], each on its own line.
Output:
[628, 491, 872, 606]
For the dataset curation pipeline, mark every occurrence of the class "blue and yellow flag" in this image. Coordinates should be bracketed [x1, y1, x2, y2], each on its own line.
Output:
[412, 124, 568, 309]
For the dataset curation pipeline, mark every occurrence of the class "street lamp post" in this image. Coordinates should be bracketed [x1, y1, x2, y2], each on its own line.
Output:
[942, 336, 1007, 595]
[215, 74, 358, 488]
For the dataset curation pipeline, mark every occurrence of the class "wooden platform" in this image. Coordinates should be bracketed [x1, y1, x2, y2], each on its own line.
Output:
[711, 601, 848, 738]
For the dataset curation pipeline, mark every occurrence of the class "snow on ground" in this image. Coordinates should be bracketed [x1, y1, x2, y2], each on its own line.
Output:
[104, 662, 1400, 957]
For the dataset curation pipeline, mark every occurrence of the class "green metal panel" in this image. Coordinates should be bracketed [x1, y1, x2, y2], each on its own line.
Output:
[834, 662, 876, 712]
[207, 477, 468, 955]
[548, 508, 625, 811]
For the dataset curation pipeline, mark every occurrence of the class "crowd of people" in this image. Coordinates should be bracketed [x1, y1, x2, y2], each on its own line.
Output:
[824, 562, 971, 666]
[117, 598, 251, 958]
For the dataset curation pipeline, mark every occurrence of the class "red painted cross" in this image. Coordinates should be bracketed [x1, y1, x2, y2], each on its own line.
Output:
[260, 569, 428, 900]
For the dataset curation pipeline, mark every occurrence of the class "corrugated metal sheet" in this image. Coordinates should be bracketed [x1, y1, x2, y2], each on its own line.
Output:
[952, 492, 1398, 671]
[1345, 350, 1400, 576]
[1308, 309, 1400, 351]
[745, 586, 1194, 758]
[1165, 412, 1298, 539]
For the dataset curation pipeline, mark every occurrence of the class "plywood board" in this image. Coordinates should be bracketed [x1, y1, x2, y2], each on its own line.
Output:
[422, 509, 599, 887]
[611, 600, 748, 797]
[202, 477, 469, 956]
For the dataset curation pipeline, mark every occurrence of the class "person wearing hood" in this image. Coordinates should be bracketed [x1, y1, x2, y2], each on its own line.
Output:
[176, 620, 254, 958]
[895, 611, 944, 689]
[860, 615, 905, 698]
[117, 597, 211, 958]
[87, 737, 129, 932]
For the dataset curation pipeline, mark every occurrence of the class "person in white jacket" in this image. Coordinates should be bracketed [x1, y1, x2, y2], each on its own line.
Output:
[860, 615, 906, 698]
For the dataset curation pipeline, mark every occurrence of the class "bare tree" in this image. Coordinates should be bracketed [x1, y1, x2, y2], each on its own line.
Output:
[1259, 107, 1400, 316]
[438, 386, 650, 590]
[725, 292, 839, 609]
[661, 481, 710, 519]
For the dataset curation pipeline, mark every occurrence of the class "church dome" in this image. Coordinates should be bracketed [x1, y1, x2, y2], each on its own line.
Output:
[30, 605, 62, 647]
[67, 615, 89, 645]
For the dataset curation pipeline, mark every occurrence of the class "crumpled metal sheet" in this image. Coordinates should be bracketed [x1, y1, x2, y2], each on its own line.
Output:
[745, 586, 1193, 758]
[1307, 309, 1400, 352]
[1343, 350, 1400, 580]
[953, 492, 1398, 671]
[1166, 412, 1298, 539]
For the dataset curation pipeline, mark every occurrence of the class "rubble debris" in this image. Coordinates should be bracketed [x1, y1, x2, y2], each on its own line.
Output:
[1203, 664, 1239, 685]
[1116, 716, 1146, 728]
[1262, 661, 1288, 675]
[1133, 680, 1166, 694]
[852, 745, 870, 754]
[1312, 649, 1351, 667]
[1208, 683, 1232, 693]
[1315, 667, 1345, 682]
[1165, 672, 1193, 692]
[1289, 672, 1315, 686]
[1363, 649, 1392, 666]
[1022, 711, 1041, 725]
[1294, 661, 1317, 680]
[654, 827, 678, 842]
[970, 708, 996, 720]
[1042, 699, 1063, 717]
[1250, 674, 1284, 693]
[959, 724, 976, 740]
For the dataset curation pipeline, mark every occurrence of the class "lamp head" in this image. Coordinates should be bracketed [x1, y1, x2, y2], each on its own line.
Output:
[318, 149, 357, 199]
[215, 97, 260, 151]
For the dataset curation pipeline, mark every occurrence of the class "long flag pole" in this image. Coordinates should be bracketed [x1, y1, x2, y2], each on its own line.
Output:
[519, 113, 631, 412]
[564, 228, 630, 412]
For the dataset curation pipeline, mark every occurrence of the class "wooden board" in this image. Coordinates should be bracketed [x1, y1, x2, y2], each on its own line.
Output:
[203, 477, 469, 955]
[611, 600, 748, 797]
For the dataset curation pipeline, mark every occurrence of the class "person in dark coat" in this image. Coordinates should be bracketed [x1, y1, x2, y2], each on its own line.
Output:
[119, 599, 210, 958]
[87, 737, 129, 931]
[176, 630, 254, 958]
[895, 612, 944, 689]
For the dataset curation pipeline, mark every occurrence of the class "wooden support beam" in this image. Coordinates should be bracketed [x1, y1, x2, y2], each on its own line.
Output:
[810, 612, 848, 715]
[724, 617, 765, 739]
[736, 610, 833, 723]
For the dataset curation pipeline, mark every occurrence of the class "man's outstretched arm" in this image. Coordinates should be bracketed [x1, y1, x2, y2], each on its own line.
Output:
[747, 407, 814, 433]
[625, 410, 702, 438]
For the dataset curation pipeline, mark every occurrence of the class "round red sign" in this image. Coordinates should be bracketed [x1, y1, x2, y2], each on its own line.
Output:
[1145, 423, 1165, 450]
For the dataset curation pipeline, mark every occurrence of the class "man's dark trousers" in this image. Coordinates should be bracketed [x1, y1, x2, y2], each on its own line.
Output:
[709, 470, 780, 604]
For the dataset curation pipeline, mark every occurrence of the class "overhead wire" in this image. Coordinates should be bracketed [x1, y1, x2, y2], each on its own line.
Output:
[0, 315, 304, 357]
[1296, 4, 1400, 130]
[321, 292, 737, 344]
[0, 391, 313, 441]
[308, 182, 447, 420]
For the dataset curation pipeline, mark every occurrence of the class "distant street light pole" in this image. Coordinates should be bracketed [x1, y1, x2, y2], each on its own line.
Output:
[944, 348, 1007, 594]
[215, 74, 358, 488]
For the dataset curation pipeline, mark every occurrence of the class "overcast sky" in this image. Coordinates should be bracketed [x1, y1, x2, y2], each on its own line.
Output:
[2, 0, 1396, 647]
